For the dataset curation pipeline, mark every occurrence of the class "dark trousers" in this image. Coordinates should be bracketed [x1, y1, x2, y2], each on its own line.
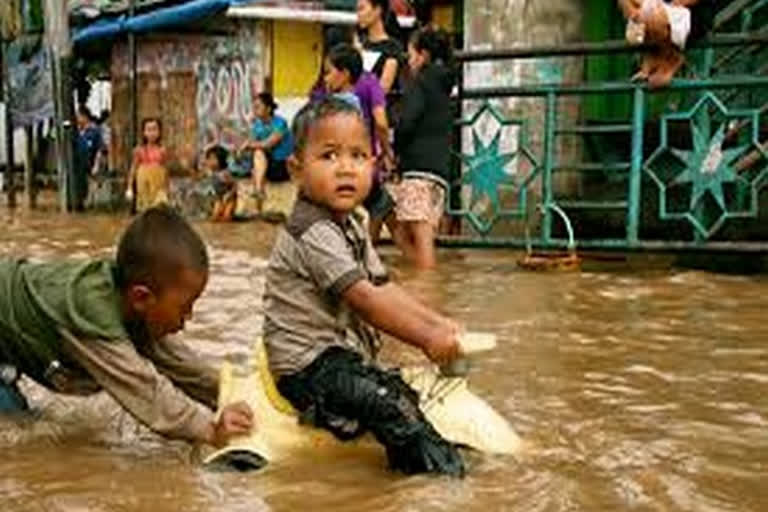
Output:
[277, 347, 464, 476]
[67, 166, 89, 212]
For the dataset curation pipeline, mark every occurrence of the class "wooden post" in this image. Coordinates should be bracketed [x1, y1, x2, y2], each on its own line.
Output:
[24, 124, 35, 208]
[2, 39, 17, 208]
[44, 0, 74, 213]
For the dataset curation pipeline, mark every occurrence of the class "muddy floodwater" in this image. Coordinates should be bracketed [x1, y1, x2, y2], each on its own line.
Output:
[1, 207, 767, 512]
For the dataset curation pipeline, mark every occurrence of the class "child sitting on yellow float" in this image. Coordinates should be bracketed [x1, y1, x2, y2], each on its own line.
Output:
[261, 97, 464, 477]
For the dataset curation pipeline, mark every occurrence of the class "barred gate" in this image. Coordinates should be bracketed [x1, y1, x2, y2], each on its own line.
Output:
[443, 1, 768, 252]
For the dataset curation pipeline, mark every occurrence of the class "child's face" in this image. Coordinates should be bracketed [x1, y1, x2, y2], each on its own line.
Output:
[76, 114, 89, 131]
[356, 0, 378, 29]
[254, 99, 269, 120]
[143, 121, 161, 144]
[129, 267, 208, 340]
[408, 43, 427, 73]
[204, 153, 221, 172]
[324, 59, 349, 93]
[292, 112, 373, 217]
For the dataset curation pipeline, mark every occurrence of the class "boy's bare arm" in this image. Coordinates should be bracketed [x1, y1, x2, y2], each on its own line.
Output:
[379, 281, 455, 332]
[342, 281, 459, 363]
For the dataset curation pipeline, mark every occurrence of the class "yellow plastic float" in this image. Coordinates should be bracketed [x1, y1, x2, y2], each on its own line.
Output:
[204, 333, 522, 471]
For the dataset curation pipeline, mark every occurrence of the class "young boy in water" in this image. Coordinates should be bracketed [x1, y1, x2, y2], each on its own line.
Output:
[0, 206, 253, 447]
[263, 97, 464, 476]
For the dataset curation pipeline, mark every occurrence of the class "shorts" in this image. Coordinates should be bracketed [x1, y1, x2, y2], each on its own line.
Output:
[266, 156, 290, 183]
[392, 177, 445, 228]
[277, 347, 464, 476]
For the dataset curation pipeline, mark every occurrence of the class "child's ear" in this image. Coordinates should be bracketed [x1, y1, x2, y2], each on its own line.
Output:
[287, 154, 302, 181]
[127, 284, 156, 313]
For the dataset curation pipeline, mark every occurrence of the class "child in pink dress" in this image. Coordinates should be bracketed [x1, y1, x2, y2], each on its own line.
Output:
[126, 118, 169, 212]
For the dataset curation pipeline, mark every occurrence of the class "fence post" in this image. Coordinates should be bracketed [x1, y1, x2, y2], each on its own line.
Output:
[626, 85, 644, 245]
[24, 124, 35, 208]
[541, 91, 556, 244]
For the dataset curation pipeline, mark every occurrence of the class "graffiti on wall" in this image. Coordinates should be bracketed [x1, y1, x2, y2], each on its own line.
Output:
[110, 24, 266, 167]
[195, 24, 266, 152]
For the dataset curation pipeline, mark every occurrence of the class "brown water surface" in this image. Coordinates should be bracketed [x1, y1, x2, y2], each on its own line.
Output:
[1, 207, 767, 511]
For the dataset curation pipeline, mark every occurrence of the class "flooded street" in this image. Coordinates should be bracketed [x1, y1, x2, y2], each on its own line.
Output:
[1, 207, 767, 511]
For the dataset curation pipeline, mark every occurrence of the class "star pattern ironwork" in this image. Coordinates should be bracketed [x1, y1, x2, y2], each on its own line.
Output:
[644, 92, 766, 239]
[460, 128, 516, 211]
[671, 124, 748, 211]
[454, 101, 540, 235]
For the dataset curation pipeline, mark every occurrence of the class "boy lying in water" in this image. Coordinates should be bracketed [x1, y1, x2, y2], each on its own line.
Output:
[0, 206, 253, 447]
[263, 97, 464, 476]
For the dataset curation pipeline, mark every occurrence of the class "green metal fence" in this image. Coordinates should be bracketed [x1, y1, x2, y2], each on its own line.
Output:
[443, 4, 768, 252]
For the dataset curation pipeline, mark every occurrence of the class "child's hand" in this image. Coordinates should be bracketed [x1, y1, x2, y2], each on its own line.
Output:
[423, 324, 461, 365]
[210, 401, 254, 447]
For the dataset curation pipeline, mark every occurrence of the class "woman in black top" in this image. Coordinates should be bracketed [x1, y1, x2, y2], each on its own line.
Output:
[356, 0, 403, 94]
[356, 0, 404, 243]
[391, 27, 455, 269]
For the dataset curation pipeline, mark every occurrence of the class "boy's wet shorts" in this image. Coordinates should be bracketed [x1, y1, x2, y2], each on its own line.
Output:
[363, 183, 396, 221]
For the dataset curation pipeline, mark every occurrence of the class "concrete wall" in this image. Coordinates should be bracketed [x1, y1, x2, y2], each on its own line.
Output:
[462, 0, 586, 233]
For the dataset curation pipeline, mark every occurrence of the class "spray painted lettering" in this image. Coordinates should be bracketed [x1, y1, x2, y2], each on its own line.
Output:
[195, 25, 265, 153]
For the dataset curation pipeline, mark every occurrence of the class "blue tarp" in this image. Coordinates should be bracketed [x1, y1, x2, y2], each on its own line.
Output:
[73, 0, 247, 44]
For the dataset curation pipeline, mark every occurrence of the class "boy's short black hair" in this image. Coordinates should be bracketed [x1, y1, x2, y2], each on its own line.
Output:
[205, 145, 229, 171]
[116, 206, 209, 291]
[327, 43, 363, 84]
[292, 96, 366, 155]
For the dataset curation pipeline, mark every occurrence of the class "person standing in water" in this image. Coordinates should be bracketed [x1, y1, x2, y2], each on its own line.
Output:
[391, 27, 455, 269]
[356, 0, 404, 95]
[242, 93, 294, 213]
[72, 106, 103, 212]
[356, 1, 404, 242]
[125, 118, 169, 213]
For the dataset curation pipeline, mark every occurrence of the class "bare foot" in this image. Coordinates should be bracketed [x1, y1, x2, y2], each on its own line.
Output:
[648, 50, 684, 89]
[632, 53, 657, 82]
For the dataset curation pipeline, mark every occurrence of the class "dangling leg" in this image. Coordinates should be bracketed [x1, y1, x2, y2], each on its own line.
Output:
[648, 45, 685, 88]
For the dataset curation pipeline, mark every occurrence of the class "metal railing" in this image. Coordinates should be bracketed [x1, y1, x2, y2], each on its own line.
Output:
[442, 17, 768, 252]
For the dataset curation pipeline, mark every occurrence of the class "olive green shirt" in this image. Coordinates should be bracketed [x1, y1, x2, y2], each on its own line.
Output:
[0, 259, 217, 443]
